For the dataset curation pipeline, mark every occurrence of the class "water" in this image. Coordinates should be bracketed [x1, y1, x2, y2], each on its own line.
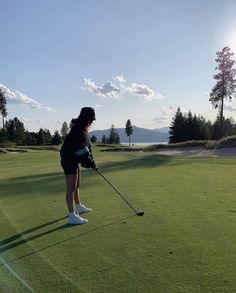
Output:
[121, 142, 168, 146]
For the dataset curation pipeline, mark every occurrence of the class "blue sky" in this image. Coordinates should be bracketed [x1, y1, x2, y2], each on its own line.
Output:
[1, 0, 236, 132]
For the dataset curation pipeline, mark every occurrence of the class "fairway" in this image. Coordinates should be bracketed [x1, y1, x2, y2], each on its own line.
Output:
[0, 148, 236, 293]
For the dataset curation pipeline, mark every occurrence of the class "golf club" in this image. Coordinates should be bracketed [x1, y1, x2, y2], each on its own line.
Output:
[95, 168, 144, 216]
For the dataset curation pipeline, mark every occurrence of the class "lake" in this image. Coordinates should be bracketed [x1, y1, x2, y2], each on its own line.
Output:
[121, 142, 168, 146]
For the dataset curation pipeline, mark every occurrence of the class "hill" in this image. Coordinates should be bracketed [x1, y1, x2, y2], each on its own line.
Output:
[90, 126, 169, 143]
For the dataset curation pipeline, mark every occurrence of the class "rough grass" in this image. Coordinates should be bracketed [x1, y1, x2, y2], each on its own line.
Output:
[0, 148, 236, 292]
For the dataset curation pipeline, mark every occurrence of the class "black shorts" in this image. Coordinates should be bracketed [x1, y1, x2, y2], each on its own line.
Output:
[61, 157, 80, 175]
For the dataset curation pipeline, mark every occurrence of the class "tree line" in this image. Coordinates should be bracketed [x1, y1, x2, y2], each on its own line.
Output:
[169, 108, 236, 143]
[170, 46, 236, 143]
[91, 120, 133, 145]
[0, 118, 70, 146]
[0, 115, 134, 146]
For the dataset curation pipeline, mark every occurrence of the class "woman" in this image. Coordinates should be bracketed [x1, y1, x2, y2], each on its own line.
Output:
[60, 107, 97, 225]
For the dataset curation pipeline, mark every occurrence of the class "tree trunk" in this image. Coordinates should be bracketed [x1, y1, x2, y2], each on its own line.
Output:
[219, 95, 224, 138]
[129, 135, 130, 146]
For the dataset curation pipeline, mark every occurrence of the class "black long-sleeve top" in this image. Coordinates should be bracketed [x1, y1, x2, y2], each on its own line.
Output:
[60, 126, 96, 168]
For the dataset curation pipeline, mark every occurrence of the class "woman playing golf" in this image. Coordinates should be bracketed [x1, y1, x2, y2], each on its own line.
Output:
[60, 107, 97, 225]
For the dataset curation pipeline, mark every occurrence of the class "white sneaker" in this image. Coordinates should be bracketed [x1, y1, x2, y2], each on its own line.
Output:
[68, 213, 88, 225]
[75, 203, 92, 214]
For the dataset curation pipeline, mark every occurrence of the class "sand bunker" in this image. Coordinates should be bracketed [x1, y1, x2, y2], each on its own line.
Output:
[154, 146, 236, 157]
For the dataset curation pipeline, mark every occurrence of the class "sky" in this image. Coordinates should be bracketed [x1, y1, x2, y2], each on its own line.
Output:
[1, 0, 236, 133]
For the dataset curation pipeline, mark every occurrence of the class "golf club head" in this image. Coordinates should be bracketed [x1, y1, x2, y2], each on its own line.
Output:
[136, 210, 145, 216]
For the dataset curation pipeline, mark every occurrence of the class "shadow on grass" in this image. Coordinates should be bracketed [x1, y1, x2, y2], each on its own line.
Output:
[0, 172, 64, 197]
[0, 215, 135, 265]
[95, 154, 184, 176]
[0, 216, 67, 246]
[0, 154, 172, 197]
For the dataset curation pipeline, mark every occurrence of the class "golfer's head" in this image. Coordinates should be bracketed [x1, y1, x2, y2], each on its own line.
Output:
[78, 107, 96, 128]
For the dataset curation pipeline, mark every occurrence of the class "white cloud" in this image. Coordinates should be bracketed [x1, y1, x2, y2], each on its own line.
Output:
[152, 116, 168, 123]
[0, 83, 58, 111]
[21, 118, 43, 124]
[94, 104, 102, 107]
[167, 106, 187, 114]
[224, 105, 236, 113]
[84, 78, 121, 98]
[51, 120, 63, 125]
[83, 75, 161, 102]
[152, 106, 175, 125]
[113, 74, 126, 83]
[127, 83, 157, 101]
[44, 106, 60, 112]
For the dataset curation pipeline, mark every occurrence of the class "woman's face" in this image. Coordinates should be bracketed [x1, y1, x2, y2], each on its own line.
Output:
[87, 119, 92, 126]
[86, 119, 94, 127]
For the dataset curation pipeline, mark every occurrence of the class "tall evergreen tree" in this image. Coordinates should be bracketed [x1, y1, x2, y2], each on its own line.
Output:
[60, 122, 69, 140]
[37, 128, 46, 145]
[102, 134, 107, 144]
[44, 129, 52, 144]
[90, 135, 97, 143]
[5, 117, 25, 145]
[191, 114, 201, 140]
[108, 125, 120, 144]
[209, 46, 236, 137]
[52, 130, 62, 145]
[0, 88, 7, 129]
[186, 111, 194, 140]
[115, 133, 120, 144]
[25, 131, 33, 145]
[125, 119, 133, 146]
[108, 124, 117, 144]
[169, 107, 186, 143]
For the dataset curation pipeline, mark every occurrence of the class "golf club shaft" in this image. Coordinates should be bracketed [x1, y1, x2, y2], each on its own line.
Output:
[96, 169, 137, 214]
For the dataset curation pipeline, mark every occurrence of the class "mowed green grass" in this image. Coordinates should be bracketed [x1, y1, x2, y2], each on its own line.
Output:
[0, 148, 236, 293]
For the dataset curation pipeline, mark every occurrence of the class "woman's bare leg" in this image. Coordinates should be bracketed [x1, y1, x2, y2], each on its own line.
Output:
[74, 170, 81, 205]
[65, 173, 78, 213]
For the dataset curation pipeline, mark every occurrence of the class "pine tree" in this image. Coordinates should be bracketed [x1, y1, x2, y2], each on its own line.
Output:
[125, 119, 133, 146]
[52, 130, 62, 145]
[107, 125, 120, 144]
[60, 122, 69, 140]
[5, 117, 25, 145]
[186, 111, 194, 140]
[115, 132, 120, 144]
[90, 135, 97, 143]
[169, 108, 186, 143]
[209, 46, 236, 138]
[0, 88, 7, 129]
[102, 134, 107, 144]
[44, 129, 52, 144]
[37, 128, 46, 145]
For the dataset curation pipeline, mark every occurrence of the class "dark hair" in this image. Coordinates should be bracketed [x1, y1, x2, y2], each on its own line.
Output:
[71, 107, 96, 131]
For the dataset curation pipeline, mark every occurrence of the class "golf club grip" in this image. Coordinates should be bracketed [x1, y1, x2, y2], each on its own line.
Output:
[96, 169, 137, 213]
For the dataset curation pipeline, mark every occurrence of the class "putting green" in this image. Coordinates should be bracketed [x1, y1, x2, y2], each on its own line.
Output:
[0, 148, 236, 292]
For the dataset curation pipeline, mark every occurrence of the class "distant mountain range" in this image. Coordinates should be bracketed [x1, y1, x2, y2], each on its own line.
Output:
[90, 126, 169, 143]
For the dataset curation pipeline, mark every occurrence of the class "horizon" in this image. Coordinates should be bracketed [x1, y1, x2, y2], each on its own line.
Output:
[91, 124, 170, 132]
[1, 0, 236, 133]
